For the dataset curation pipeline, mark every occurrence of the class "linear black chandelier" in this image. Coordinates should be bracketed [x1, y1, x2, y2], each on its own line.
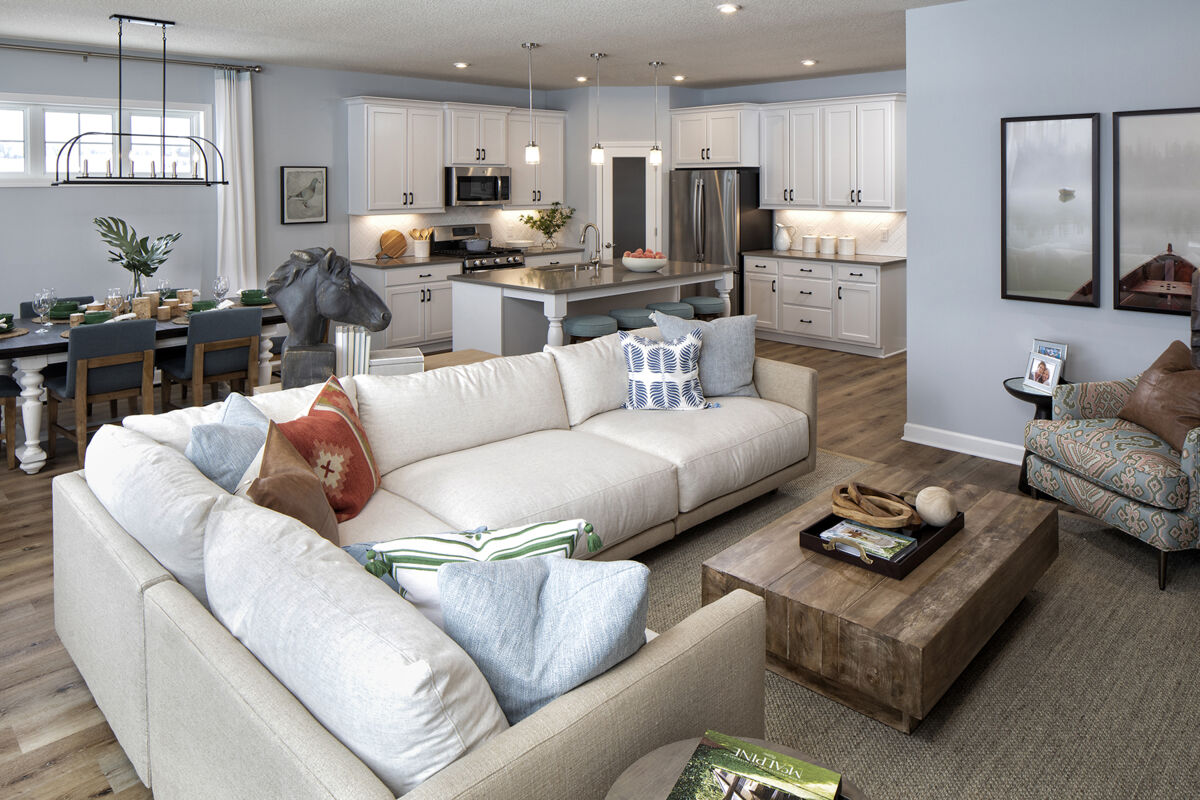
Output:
[52, 13, 228, 186]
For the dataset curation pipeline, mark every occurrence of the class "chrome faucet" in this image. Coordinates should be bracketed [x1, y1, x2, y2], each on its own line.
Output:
[580, 223, 601, 269]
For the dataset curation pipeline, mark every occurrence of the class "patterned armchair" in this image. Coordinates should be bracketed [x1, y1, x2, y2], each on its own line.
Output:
[1023, 378, 1199, 589]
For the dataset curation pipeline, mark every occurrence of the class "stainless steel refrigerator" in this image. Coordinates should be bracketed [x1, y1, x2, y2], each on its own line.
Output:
[669, 168, 772, 314]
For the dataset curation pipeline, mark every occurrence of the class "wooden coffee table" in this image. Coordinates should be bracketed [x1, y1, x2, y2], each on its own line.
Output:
[702, 465, 1058, 733]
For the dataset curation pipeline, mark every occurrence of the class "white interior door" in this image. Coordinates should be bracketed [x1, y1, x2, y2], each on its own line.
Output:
[597, 143, 663, 259]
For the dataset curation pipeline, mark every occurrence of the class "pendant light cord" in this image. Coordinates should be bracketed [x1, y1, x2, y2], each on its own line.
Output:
[526, 43, 535, 143]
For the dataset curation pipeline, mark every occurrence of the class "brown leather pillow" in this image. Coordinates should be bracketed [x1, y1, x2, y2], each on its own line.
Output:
[1118, 340, 1200, 452]
[248, 422, 340, 543]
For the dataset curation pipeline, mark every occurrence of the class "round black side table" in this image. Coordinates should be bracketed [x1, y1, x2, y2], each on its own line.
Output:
[1003, 376, 1070, 492]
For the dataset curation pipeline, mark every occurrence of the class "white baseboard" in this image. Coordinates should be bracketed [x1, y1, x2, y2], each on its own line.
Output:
[902, 423, 1025, 465]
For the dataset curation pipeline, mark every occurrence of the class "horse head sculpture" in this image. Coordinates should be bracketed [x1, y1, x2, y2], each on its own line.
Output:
[266, 247, 391, 351]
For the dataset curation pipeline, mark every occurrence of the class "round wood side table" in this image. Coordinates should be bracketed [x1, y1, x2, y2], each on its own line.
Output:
[605, 737, 867, 800]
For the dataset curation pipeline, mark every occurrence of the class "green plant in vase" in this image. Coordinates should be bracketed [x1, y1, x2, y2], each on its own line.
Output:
[93, 216, 182, 297]
[518, 202, 575, 250]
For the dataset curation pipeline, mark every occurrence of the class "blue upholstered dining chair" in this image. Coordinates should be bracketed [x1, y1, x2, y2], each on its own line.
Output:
[45, 319, 157, 464]
[159, 307, 261, 409]
[1, 374, 19, 469]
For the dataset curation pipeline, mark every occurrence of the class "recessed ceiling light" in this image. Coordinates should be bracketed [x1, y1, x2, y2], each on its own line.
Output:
[717, 3, 742, 13]
[576, 76, 588, 82]
[800, 59, 817, 67]
[673, 75, 686, 81]
[453, 62, 469, 69]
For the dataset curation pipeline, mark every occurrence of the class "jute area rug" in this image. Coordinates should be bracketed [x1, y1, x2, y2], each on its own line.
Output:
[636, 451, 1200, 799]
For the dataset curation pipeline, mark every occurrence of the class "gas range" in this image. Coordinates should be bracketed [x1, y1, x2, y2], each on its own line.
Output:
[430, 223, 525, 272]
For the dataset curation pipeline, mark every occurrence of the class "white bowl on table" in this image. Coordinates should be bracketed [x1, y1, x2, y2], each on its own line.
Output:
[507, 239, 534, 249]
[621, 256, 667, 272]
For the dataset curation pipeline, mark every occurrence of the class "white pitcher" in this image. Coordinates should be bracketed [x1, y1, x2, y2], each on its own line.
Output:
[773, 224, 795, 251]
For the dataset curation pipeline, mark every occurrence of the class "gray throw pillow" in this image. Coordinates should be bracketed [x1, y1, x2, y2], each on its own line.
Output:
[185, 393, 269, 492]
[438, 556, 649, 724]
[654, 312, 759, 397]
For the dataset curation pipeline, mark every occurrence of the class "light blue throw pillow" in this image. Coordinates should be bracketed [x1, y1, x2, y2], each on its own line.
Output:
[184, 393, 269, 492]
[438, 556, 649, 724]
[654, 312, 759, 398]
[619, 329, 708, 410]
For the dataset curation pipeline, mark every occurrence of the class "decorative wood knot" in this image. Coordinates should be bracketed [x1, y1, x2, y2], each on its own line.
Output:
[831, 482, 922, 529]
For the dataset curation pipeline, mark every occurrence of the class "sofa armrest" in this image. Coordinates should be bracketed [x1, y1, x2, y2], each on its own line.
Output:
[753, 357, 817, 452]
[1053, 377, 1138, 420]
[402, 589, 766, 800]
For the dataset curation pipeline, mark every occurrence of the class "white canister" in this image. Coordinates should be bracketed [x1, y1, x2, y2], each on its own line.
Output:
[801, 235, 819, 254]
[411, 239, 431, 258]
[837, 236, 856, 256]
[819, 235, 838, 255]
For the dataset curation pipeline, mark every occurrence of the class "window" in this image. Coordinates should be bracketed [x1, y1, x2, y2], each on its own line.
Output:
[0, 93, 207, 184]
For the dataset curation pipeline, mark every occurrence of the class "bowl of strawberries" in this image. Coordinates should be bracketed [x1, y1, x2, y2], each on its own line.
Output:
[621, 247, 667, 272]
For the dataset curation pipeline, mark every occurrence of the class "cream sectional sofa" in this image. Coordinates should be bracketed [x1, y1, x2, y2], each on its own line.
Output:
[52, 330, 816, 799]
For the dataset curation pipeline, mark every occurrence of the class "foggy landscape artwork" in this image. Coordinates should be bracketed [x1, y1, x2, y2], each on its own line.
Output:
[1001, 114, 1100, 307]
[1114, 108, 1200, 315]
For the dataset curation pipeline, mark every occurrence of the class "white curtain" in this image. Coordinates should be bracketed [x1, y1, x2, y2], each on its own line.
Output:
[214, 68, 258, 291]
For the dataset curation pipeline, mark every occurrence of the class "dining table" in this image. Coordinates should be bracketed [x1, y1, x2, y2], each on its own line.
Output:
[0, 309, 287, 474]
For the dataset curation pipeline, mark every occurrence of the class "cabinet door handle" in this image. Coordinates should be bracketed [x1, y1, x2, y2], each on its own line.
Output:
[849, 190, 855, 204]
[537, 190, 541, 201]
[419, 273, 432, 278]
[789, 189, 794, 201]
[402, 192, 408, 206]
[838, 286, 843, 300]
[771, 280, 776, 293]
[857, 189, 862, 203]
[408, 192, 414, 205]
[482, 148, 487, 160]
[799, 290, 813, 295]
[475, 148, 480, 160]
[783, 190, 788, 201]
[850, 271, 863, 277]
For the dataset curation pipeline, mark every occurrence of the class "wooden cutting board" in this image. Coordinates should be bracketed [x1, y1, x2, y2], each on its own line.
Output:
[377, 229, 408, 259]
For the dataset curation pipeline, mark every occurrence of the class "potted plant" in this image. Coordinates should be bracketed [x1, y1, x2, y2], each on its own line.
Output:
[518, 202, 575, 250]
[93, 216, 182, 297]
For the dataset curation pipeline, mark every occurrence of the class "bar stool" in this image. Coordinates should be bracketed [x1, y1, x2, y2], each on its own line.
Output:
[681, 295, 724, 320]
[562, 314, 618, 343]
[608, 308, 655, 331]
[1, 375, 18, 470]
[645, 301, 695, 320]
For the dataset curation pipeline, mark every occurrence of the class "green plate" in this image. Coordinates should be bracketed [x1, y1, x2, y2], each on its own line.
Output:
[240, 296, 272, 306]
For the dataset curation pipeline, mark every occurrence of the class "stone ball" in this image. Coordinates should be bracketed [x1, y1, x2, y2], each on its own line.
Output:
[915, 486, 957, 527]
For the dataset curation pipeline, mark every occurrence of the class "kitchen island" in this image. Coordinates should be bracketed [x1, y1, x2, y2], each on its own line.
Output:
[448, 261, 733, 355]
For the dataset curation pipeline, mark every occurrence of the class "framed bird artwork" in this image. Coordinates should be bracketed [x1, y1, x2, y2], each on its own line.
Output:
[281, 166, 328, 224]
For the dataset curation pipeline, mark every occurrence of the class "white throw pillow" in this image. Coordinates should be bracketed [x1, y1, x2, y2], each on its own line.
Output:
[619, 329, 708, 410]
[203, 494, 509, 796]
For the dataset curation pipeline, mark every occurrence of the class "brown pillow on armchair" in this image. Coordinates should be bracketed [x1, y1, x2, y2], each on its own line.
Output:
[1118, 340, 1200, 452]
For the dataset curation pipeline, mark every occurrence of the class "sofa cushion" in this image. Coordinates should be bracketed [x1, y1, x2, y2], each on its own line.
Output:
[1118, 340, 1200, 452]
[654, 312, 759, 398]
[354, 351, 569, 473]
[247, 422, 339, 542]
[184, 394, 269, 492]
[382, 429, 677, 550]
[202, 494, 509, 796]
[1025, 417, 1188, 509]
[438, 556, 649, 724]
[85, 424, 224, 604]
[335, 488, 457, 547]
[576, 396, 810, 513]
[544, 333, 627, 427]
[619, 329, 708, 410]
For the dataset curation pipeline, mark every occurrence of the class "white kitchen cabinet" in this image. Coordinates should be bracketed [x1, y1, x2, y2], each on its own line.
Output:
[346, 97, 445, 214]
[759, 105, 820, 209]
[384, 285, 426, 347]
[671, 104, 760, 168]
[744, 271, 778, 331]
[354, 261, 460, 350]
[506, 111, 565, 208]
[523, 252, 579, 268]
[820, 96, 905, 210]
[446, 105, 509, 166]
[834, 279, 878, 346]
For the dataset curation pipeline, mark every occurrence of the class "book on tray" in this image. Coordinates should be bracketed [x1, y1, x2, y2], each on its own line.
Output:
[667, 730, 842, 800]
[819, 519, 917, 562]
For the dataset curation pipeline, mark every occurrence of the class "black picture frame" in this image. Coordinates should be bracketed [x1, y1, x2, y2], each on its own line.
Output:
[1113, 107, 1200, 315]
[1000, 113, 1100, 307]
[280, 166, 327, 225]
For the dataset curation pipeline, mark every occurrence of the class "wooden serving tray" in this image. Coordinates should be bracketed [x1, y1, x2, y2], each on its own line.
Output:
[797, 511, 965, 580]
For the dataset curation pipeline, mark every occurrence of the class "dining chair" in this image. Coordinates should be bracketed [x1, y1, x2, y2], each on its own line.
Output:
[1, 375, 19, 469]
[45, 319, 157, 464]
[159, 307, 261, 409]
[19, 295, 95, 317]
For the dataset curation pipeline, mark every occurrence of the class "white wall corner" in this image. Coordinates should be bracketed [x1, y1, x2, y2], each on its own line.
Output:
[902, 423, 1025, 465]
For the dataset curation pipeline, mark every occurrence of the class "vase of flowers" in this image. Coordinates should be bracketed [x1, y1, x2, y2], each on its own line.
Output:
[93, 216, 182, 297]
[518, 202, 575, 250]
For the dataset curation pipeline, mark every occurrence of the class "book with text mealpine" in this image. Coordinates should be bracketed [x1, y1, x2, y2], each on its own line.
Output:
[666, 730, 841, 800]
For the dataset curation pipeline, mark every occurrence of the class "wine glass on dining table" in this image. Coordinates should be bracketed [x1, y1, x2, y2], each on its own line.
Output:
[213, 275, 229, 304]
[106, 287, 124, 315]
[33, 288, 56, 329]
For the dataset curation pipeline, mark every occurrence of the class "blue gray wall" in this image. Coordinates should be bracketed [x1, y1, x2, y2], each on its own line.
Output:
[905, 0, 1197, 461]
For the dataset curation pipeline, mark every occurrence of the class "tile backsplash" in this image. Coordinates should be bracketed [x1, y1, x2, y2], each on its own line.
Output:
[349, 209, 583, 259]
[772, 210, 906, 257]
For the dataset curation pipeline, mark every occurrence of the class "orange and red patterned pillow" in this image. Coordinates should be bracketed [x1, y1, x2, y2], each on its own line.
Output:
[277, 376, 380, 521]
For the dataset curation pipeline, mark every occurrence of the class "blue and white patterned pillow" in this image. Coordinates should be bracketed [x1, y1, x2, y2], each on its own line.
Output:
[619, 329, 708, 410]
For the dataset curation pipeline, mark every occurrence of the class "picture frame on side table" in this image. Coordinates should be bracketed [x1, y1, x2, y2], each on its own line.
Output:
[1001, 113, 1101, 307]
[281, 166, 328, 224]
[1032, 338, 1069, 363]
[1023, 352, 1063, 395]
[1113, 107, 1200, 315]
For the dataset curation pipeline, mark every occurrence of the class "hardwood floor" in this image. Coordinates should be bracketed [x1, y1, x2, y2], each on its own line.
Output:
[0, 343, 1020, 798]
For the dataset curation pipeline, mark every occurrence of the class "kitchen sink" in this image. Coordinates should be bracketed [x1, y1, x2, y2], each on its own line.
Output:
[533, 263, 597, 272]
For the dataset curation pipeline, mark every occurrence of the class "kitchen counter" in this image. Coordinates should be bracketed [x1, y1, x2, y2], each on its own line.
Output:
[511, 245, 584, 257]
[742, 249, 906, 267]
[448, 260, 730, 295]
[351, 255, 462, 270]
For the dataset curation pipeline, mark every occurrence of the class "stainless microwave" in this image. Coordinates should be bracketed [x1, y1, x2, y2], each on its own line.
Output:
[445, 166, 510, 206]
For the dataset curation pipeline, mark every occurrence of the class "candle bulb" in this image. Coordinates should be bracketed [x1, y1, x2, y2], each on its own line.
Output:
[106, 159, 112, 177]
[172, 161, 177, 179]
[192, 163, 198, 179]
[151, 161, 156, 178]
[130, 159, 135, 177]
[82, 159, 89, 177]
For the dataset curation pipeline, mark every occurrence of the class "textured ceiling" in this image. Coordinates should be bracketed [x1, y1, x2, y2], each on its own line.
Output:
[0, 0, 959, 89]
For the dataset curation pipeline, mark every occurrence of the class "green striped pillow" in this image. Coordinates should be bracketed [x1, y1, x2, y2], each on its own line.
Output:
[359, 519, 599, 628]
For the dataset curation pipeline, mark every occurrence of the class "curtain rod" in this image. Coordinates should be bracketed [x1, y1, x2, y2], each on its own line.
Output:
[0, 41, 262, 73]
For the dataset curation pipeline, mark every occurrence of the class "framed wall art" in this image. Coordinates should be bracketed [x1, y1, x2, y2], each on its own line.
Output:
[1001, 113, 1100, 307]
[1113, 107, 1200, 315]
[280, 166, 327, 224]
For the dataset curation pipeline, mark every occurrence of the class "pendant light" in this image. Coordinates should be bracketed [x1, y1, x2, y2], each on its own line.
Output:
[648, 61, 664, 167]
[590, 52, 607, 166]
[522, 42, 540, 165]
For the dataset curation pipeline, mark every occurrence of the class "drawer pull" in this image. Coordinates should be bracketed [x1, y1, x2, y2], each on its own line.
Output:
[800, 267, 813, 273]
[419, 273, 432, 278]
[753, 264, 768, 269]
[799, 290, 813, 295]
[800, 318, 812, 324]
[850, 271, 863, 277]
[549, 261, 560, 265]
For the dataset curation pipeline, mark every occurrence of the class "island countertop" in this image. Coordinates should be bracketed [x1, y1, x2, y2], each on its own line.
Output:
[742, 249, 906, 266]
[447, 260, 732, 295]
